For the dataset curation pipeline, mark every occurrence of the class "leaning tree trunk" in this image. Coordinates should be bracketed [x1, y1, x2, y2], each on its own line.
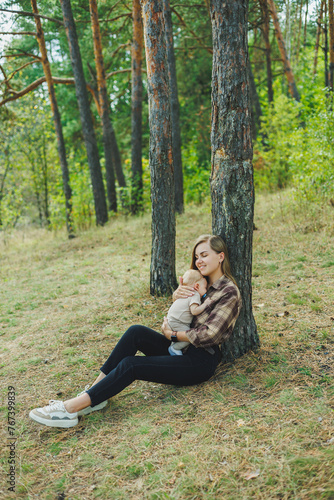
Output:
[163, 0, 184, 215]
[259, 0, 274, 103]
[267, 0, 301, 101]
[210, 0, 259, 363]
[131, 0, 144, 214]
[141, 0, 177, 296]
[60, 0, 108, 226]
[89, 0, 117, 212]
[31, 0, 74, 237]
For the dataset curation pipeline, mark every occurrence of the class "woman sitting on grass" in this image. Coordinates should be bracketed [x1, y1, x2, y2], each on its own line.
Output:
[29, 234, 242, 428]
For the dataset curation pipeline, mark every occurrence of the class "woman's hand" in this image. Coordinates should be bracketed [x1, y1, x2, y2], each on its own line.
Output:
[162, 317, 173, 340]
[173, 276, 196, 301]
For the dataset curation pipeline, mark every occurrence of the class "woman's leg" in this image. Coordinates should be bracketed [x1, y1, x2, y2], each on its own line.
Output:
[64, 325, 170, 413]
[86, 342, 219, 407]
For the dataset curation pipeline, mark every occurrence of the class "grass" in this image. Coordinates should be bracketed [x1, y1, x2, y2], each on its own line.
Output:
[0, 191, 333, 499]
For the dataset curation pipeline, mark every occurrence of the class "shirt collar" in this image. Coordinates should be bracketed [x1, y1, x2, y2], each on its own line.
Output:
[209, 274, 229, 290]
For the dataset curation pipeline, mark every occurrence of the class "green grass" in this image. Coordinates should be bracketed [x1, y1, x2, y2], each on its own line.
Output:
[0, 191, 333, 499]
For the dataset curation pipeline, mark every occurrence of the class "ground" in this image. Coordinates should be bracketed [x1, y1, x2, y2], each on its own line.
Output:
[0, 191, 333, 499]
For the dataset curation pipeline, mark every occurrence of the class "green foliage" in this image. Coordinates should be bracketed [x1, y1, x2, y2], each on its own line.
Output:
[254, 90, 334, 204]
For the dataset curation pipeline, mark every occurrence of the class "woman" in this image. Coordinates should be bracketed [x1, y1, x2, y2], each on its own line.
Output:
[29, 234, 242, 428]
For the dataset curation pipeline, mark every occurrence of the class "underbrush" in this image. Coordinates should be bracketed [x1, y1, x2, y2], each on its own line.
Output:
[0, 192, 333, 499]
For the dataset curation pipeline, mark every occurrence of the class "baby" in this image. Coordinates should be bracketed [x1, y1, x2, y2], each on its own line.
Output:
[167, 269, 208, 356]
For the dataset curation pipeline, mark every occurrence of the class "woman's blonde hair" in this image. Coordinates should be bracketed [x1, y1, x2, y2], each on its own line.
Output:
[190, 234, 237, 285]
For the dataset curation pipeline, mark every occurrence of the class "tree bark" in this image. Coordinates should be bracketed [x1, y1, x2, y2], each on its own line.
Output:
[89, 0, 117, 212]
[259, 0, 274, 103]
[324, 1, 329, 88]
[59, 0, 108, 226]
[329, 0, 334, 90]
[163, 0, 184, 214]
[131, 0, 143, 214]
[31, 0, 74, 237]
[267, 0, 301, 101]
[314, 1, 324, 76]
[248, 59, 262, 140]
[141, 0, 177, 296]
[210, 0, 259, 363]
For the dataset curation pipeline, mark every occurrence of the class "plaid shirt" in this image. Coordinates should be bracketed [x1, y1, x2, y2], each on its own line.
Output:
[186, 275, 242, 348]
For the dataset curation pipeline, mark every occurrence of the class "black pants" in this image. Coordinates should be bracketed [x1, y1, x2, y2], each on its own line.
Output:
[86, 325, 221, 407]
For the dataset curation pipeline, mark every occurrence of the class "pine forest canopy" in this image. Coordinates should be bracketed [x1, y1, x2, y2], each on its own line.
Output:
[0, 0, 333, 231]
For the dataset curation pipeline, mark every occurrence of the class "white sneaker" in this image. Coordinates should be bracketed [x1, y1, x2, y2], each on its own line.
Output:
[29, 400, 78, 428]
[77, 385, 108, 416]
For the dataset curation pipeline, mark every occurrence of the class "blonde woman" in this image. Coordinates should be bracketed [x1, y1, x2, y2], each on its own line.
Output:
[30, 235, 242, 428]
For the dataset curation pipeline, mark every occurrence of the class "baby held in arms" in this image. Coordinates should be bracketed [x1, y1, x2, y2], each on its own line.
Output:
[167, 269, 209, 356]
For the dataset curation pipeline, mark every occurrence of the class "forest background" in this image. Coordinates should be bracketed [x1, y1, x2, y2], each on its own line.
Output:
[0, 1, 334, 498]
[0, 0, 333, 232]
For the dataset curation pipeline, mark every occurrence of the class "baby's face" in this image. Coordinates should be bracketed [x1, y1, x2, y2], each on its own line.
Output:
[197, 278, 207, 297]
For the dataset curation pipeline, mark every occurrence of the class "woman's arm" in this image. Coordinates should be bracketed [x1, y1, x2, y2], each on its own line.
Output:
[172, 276, 195, 302]
[161, 317, 189, 342]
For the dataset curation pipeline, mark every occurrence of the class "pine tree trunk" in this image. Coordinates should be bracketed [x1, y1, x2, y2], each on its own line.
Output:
[267, 0, 301, 101]
[248, 59, 262, 140]
[131, 0, 143, 214]
[259, 0, 274, 103]
[89, 0, 117, 212]
[324, 2, 329, 88]
[141, 0, 177, 296]
[329, 0, 334, 90]
[31, 0, 74, 237]
[314, 1, 324, 77]
[210, 0, 259, 363]
[60, 0, 108, 226]
[163, 0, 184, 215]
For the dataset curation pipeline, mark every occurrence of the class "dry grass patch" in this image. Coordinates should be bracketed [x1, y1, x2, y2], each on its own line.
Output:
[0, 193, 333, 499]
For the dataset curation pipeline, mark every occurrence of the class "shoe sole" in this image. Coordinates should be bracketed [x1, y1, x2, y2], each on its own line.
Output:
[78, 401, 108, 416]
[29, 410, 78, 428]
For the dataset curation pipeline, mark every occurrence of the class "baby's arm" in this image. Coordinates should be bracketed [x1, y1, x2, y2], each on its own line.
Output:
[190, 297, 210, 316]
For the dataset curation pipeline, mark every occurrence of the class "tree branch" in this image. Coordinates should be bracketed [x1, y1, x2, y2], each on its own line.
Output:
[0, 8, 63, 25]
[171, 7, 212, 54]
[0, 31, 37, 36]
[0, 70, 137, 107]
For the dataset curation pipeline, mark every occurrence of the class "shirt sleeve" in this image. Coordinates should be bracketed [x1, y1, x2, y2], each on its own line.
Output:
[185, 287, 241, 348]
[189, 291, 201, 307]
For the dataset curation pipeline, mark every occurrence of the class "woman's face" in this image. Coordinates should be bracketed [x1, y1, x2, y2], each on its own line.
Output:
[195, 241, 224, 281]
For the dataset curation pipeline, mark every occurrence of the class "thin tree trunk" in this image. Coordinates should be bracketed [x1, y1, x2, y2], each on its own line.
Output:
[296, 0, 303, 63]
[267, 0, 301, 101]
[141, 0, 177, 296]
[248, 59, 262, 140]
[31, 0, 74, 237]
[329, 0, 334, 90]
[210, 0, 259, 362]
[324, 1, 329, 87]
[59, 0, 108, 226]
[163, 0, 184, 215]
[131, 0, 143, 214]
[0, 150, 11, 227]
[314, 0, 324, 76]
[42, 134, 50, 226]
[303, 0, 309, 47]
[89, 0, 117, 212]
[259, 0, 274, 103]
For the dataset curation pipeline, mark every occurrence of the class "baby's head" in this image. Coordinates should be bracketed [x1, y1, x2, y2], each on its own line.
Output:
[182, 269, 207, 297]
